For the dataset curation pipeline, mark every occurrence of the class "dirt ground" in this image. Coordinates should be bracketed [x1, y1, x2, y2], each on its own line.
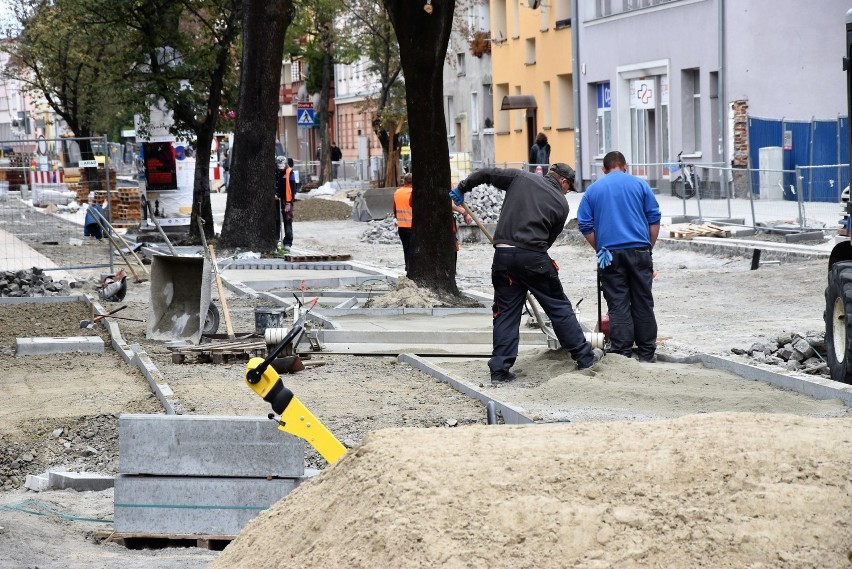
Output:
[1, 203, 851, 568]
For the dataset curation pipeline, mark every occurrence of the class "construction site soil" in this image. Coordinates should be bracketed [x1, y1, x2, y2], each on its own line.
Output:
[1, 208, 851, 568]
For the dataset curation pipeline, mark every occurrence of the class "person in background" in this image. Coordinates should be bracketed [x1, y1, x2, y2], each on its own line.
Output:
[221, 150, 230, 193]
[450, 163, 603, 384]
[393, 172, 414, 272]
[275, 156, 297, 252]
[330, 141, 342, 179]
[577, 150, 661, 363]
[529, 132, 551, 173]
[84, 201, 106, 240]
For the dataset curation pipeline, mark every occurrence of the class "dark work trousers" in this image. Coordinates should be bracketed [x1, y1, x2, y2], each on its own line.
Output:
[599, 248, 657, 360]
[489, 247, 595, 373]
[276, 203, 294, 247]
[397, 227, 413, 272]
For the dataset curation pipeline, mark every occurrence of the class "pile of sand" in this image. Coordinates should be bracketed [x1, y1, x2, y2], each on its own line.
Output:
[211, 413, 852, 568]
[363, 276, 451, 308]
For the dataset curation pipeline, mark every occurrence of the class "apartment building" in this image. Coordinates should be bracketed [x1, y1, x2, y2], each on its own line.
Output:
[489, 0, 575, 167]
[333, 57, 384, 168]
[442, 0, 496, 167]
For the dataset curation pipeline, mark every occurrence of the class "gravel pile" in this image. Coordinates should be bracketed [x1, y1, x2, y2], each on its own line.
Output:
[0, 268, 69, 297]
[294, 197, 352, 221]
[0, 414, 124, 491]
[732, 331, 829, 376]
[359, 184, 506, 243]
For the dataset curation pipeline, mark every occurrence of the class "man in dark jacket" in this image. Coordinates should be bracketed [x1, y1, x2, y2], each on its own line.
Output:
[451, 163, 603, 384]
[330, 142, 342, 179]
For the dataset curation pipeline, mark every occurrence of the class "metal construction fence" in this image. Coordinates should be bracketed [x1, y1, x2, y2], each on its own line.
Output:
[585, 160, 850, 232]
[0, 136, 122, 274]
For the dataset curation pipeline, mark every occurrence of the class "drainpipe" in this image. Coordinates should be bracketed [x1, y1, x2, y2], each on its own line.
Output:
[571, 0, 583, 190]
[718, 0, 726, 172]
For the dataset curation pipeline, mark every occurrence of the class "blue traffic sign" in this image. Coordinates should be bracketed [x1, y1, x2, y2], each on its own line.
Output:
[297, 109, 315, 126]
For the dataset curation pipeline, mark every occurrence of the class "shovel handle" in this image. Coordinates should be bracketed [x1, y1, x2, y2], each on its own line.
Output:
[94, 305, 128, 321]
[461, 204, 494, 244]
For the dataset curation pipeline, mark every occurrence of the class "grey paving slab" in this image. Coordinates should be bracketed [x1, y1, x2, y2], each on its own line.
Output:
[16, 336, 104, 355]
[114, 475, 299, 535]
[24, 474, 50, 492]
[49, 471, 114, 491]
[119, 414, 304, 477]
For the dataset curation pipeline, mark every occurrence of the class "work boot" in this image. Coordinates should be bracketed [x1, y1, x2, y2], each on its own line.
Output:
[638, 354, 657, 363]
[577, 348, 604, 370]
[490, 370, 517, 384]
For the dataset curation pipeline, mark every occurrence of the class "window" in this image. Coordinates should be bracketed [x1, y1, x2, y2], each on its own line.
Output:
[682, 68, 701, 153]
[595, 0, 677, 18]
[629, 77, 656, 171]
[494, 83, 509, 132]
[542, 81, 552, 129]
[446, 96, 455, 137]
[595, 82, 612, 156]
[470, 92, 480, 134]
[661, 74, 670, 162]
[524, 38, 536, 65]
[493, 0, 507, 42]
[457, 53, 466, 76]
[556, 74, 573, 129]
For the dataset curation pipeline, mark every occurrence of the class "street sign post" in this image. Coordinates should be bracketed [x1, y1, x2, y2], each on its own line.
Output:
[297, 101, 314, 127]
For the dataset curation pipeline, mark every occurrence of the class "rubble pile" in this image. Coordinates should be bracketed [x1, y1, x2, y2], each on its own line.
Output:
[359, 184, 505, 243]
[0, 268, 68, 297]
[359, 215, 399, 244]
[0, 414, 120, 491]
[732, 331, 829, 376]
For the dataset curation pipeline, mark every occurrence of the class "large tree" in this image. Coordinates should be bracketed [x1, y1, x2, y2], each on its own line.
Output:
[114, 0, 243, 240]
[1, 0, 132, 188]
[384, 0, 458, 296]
[219, 0, 295, 250]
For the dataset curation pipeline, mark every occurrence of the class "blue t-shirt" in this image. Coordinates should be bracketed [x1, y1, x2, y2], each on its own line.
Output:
[577, 171, 661, 250]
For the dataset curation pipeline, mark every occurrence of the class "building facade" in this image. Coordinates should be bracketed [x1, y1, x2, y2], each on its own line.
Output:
[576, 0, 848, 189]
[442, 0, 496, 168]
[489, 0, 575, 168]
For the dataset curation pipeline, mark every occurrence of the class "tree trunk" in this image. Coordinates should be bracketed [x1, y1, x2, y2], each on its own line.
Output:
[220, 0, 294, 250]
[191, 128, 215, 240]
[317, 22, 333, 186]
[384, 0, 458, 296]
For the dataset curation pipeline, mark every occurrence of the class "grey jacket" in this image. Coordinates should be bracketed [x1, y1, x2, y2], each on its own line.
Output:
[458, 168, 568, 252]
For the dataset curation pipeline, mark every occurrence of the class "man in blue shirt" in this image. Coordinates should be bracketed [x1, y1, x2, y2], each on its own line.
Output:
[577, 151, 661, 362]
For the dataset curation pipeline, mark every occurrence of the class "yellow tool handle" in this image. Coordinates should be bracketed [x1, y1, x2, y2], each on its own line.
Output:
[278, 396, 347, 465]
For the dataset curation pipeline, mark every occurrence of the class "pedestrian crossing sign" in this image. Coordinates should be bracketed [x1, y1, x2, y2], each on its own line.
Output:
[297, 109, 315, 126]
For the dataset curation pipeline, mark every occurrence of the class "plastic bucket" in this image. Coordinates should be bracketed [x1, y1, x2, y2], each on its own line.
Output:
[254, 307, 288, 335]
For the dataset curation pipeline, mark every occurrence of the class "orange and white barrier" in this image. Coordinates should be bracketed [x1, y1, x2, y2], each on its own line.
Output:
[29, 170, 65, 184]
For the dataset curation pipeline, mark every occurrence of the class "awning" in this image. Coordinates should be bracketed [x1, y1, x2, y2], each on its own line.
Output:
[500, 95, 537, 110]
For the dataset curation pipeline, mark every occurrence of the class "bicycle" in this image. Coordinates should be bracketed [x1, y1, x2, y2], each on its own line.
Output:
[671, 150, 699, 199]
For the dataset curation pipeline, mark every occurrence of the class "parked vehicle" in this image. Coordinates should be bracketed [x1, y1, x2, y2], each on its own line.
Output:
[823, 10, 852, 384]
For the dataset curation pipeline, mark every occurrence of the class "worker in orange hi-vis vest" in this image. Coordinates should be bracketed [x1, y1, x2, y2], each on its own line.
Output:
[274, 155, 297, 252]
[393, 172, 414, 273]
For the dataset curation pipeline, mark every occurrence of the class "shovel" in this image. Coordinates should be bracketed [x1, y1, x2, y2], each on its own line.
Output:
[79, 305, 143, 328]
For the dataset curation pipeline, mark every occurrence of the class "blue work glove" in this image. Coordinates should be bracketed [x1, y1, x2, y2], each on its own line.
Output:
[596, 247, 612, 270]
[449, 187, 464, 206]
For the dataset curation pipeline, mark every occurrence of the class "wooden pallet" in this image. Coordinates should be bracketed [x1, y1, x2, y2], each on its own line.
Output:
[167, 337, 266, 364]
[669, 223, 731, 240]
[284, 253, 352, 262]
[96, 530, 235, 550]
